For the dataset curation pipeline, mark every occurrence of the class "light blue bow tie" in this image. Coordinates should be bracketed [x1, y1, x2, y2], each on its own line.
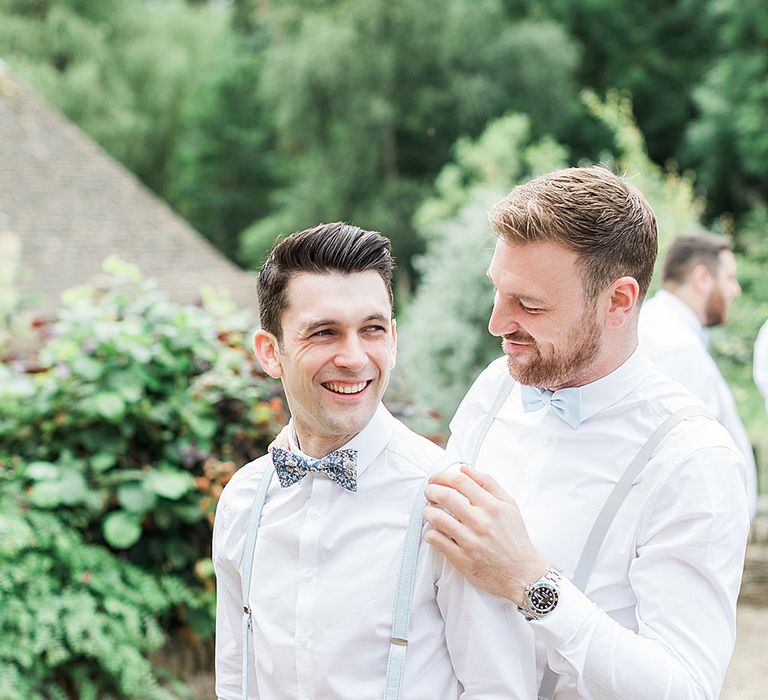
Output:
[271, 446, 358, 492]
[520, 384, 583, 430]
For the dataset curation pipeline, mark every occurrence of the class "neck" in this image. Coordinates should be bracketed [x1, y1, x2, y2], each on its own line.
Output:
[292, 424, 356, 459]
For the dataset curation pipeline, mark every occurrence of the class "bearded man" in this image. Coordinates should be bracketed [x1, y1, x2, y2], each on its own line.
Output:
[422, 167, 750, 700]
[638, 233, 756, 520]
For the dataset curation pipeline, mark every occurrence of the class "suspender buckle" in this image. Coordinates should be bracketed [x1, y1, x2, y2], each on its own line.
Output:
[390, 637, 408, 647]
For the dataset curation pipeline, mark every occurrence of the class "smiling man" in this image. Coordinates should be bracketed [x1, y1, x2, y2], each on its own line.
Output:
[212, 223, 534, 699]
[423, 167, 750, 699]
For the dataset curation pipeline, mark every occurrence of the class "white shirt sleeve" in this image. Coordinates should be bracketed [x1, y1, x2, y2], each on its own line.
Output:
[409, 541, 537, 699]
[213, 493, 249, 700]
[530, 445, 749, 700]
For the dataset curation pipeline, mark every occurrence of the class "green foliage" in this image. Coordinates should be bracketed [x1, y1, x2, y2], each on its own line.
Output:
[684, 0, 768, 219]
[0, 490, 195, 699]
[0, 257, 286, 638]
[169, 32, 282, 263]
[543, 0, 718, 162]
[0, 0, 234, 199]
[241, 0, 580, 282]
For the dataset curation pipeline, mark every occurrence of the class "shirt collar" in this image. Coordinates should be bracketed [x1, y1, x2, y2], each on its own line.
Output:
[653, 289, 708, 346]
[576, 346, 653, 424]
[288, 403, 396, 478]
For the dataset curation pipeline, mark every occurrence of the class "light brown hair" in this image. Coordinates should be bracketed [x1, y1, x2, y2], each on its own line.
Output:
[662, 233, 732, 286]
[489, 166, 658, 299]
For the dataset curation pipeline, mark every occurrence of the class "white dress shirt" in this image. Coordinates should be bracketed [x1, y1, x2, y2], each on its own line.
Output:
[213, 404, 535, 700]
[753, 318, 768, 411]
[448, 349, 749, 700]
[639, 289, 757, 520]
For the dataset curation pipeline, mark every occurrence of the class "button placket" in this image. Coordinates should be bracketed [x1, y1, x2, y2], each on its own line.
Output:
[294, 475, 331, 699]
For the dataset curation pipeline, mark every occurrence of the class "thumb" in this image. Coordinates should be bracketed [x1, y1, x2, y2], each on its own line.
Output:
[460, 464, 514, 504]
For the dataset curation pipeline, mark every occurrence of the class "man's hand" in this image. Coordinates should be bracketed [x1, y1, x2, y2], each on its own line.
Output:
[423, 465, 549, 606]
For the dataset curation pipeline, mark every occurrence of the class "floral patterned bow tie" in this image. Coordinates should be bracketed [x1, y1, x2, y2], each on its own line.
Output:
[271, 446, 359, 492]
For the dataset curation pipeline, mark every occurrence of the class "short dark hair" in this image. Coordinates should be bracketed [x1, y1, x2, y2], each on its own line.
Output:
[257, 222, 394, 340]
[488, 166, 658, 300]
[662, 233, 732, 286]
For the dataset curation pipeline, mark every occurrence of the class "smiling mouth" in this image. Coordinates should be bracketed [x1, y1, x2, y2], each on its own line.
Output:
[322, 380, 371, 395]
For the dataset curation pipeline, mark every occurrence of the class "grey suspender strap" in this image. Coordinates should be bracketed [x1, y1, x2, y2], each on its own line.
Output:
[240, 454, 458, 700]
[240, 463, 275, 699]
[383, 452, 460, 700]
[536, 404, 710, 700]
[469, 373, 515, 465]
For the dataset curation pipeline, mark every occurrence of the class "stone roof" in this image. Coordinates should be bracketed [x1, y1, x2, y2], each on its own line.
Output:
[0, 64, 259, 310]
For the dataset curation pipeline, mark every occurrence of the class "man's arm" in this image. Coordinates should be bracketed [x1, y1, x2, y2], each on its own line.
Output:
[407, 530, 537, 699]
[212, 499, 246, 700]
[423, 450, 749, 699]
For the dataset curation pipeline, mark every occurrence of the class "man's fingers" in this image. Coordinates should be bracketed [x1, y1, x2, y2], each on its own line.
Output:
[424, 483, 473, 521]
[429, 468, 501, 508]
[460, 465, 515, 505]
[422, 504, 472, 546]
[423, 527, 467, 569]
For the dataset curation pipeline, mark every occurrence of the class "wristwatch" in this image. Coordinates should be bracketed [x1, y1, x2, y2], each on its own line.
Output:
[519, 566, 562, 620]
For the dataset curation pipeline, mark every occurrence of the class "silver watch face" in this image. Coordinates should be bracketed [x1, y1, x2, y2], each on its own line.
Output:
[529, 581, 559, 615]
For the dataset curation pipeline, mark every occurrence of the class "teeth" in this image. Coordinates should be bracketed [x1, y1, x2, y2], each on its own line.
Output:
[324, 381, 368, 394]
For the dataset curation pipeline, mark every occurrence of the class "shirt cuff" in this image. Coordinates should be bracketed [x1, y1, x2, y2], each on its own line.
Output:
[527, 574, 597, 649]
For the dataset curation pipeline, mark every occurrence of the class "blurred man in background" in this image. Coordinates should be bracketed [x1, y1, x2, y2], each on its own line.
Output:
[639, 233, 757, 521]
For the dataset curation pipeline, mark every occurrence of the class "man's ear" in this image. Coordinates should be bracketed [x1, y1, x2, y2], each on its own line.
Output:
[689, 264, 715, 295]
[253, 329, 283, 378]
[605, 276, 640, 328]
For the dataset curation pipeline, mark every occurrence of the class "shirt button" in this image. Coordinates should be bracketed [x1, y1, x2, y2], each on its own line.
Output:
[299, 636, 309, 648]
[542, 434, 554, 447]
[309, 509, 321, 520]
[302, 569, 314, 582]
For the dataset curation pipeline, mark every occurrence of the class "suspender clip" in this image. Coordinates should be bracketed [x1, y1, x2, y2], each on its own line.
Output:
[390, 637, 408, 647]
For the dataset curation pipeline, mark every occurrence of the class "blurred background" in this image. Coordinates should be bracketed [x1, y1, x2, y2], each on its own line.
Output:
[0, 0, 766, 698]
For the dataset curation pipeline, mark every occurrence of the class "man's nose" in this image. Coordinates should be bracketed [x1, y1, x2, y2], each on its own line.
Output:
[488, 300, 522, 337]
[334, 335, 367, 370]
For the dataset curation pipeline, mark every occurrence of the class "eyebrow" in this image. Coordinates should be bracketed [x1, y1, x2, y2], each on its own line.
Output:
[485, 270, 548, 307]
[303, 313, 390, 333]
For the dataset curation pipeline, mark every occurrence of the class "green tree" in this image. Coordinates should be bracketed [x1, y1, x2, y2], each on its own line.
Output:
[241, 0, 580, 284]
[0, 0, 234, 201]
[684, 0, 768, 220]
[542, 0, 717, 164]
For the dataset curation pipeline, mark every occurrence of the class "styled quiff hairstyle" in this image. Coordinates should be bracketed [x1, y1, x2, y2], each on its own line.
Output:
[662, 232, 732, 286]
[489, 166, 658, 300]
[257, 222, 394, 341]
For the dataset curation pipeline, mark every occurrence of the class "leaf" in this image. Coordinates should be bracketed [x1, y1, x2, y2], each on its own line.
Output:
[103, 511, 142, 549]
[72, 356, 103, 382]
[29, 481, 65, 508]
[26, 461, 60, 481]
[59, 468, 88, 506]
[117, 484, 157, 513]
[91, 392, 126, 421]
[90, 452, 117, 474]
[145, 470, 193, 500]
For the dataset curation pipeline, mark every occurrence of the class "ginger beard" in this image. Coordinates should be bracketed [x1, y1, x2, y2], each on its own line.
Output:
[703, 285, 727, 328]
[504, 299, 602, 389]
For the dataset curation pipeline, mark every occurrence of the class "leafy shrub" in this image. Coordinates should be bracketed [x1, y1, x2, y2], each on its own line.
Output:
[0, 258, 286, 640]
[0, 488, 195, 700]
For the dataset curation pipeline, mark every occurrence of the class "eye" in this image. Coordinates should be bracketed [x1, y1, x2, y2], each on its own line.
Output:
[310, 328, 335, 338]
[363, 324, 387, 334]
[521, 304, 542, 314]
